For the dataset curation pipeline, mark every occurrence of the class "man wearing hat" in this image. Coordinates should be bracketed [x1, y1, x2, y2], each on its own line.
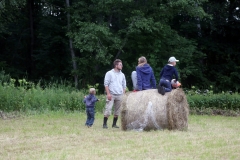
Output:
[158, 56, 180, 95]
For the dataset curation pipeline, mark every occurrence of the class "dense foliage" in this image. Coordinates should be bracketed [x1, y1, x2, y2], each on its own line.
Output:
[0, 72, 239, 116]
[0, 71, 106, 112]
[0, 0, 240, 93]
[186, 87, 240, 116]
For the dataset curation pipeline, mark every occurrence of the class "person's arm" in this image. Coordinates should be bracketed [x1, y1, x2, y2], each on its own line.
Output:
[104, 72, 112, 100]
[83, 95, 88, 103]
[105, 86, 112, 100]
[122, 74, 127, 93]
[174, 68, 179, 81]
[93, 96, 99, 102]
[136, 67, 142, 90]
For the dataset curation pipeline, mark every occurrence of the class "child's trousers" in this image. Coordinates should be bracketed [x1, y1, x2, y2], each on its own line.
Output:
[159, 78, 172, 92]
[85, 108, 95, 126]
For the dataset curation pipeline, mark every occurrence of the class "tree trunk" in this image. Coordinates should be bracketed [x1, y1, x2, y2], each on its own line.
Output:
[27, 0, 34, 77]
[195, 3, 202, 37]
[114, 20, 135, 59]
[66, 0, 78, 88]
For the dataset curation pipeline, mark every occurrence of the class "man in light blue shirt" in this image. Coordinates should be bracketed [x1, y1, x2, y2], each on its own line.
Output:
[103, 59, 126, 129]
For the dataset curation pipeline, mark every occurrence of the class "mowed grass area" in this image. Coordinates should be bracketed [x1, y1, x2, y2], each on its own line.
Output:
[0, 112, 240, 160]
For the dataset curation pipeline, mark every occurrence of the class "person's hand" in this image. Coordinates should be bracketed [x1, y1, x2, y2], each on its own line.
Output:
[107, 94, 112, 101]
[84, 96, 86, 98]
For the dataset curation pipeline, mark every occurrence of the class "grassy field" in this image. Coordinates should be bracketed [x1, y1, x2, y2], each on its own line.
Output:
[0, 112, 240, 160]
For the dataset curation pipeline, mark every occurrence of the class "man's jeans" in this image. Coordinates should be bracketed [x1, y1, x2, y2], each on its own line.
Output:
[85, 108, 95, 126]
[160, 78, 172, 92]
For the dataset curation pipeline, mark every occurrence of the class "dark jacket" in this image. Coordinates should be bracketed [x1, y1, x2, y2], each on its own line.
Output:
[159, 64, 179, 81]
[83, 94, 98, 108]
[136, 64, 156, 90]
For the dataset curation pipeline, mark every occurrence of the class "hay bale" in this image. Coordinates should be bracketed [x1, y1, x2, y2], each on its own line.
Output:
[121, 88, 189, 131]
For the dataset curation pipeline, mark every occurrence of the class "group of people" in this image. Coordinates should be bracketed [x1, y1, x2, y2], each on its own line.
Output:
[83, 56, 180, 128]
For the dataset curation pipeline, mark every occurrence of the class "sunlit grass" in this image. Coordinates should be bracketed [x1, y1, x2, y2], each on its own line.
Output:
[0, 113, 240, 160]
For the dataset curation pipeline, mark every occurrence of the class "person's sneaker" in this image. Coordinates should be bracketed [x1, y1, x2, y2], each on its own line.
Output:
[161, 87, 166, 95]
[112, 125, 119, 128]
[103, 124, 108, 129]
[158, 85, 165, 95]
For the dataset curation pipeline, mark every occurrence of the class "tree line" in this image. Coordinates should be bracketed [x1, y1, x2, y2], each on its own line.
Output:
[0, 0, 239, 93]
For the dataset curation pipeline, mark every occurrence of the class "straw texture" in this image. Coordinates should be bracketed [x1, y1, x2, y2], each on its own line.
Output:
[121, 88, 189, 131]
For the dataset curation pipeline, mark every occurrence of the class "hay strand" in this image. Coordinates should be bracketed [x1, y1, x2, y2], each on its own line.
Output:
[121, 88, 189, 131]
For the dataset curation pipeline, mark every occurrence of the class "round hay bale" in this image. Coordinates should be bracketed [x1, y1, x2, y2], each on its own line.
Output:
[121, 88, 189, 131]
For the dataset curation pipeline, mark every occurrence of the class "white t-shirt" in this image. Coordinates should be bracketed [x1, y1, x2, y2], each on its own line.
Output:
[104, 69, 126, 95]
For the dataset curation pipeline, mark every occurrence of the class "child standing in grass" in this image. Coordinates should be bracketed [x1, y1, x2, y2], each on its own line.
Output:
[83, 88, 99, 127]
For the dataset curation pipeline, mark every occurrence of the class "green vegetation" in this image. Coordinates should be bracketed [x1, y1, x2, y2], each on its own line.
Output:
[185, 86, 240, 116]
[0, 0, 240, 92]
[0, 113, 240, 159]
[0, 73, 239, 158]
[0, 72, 106, 113]
[0, 72, 239, 116]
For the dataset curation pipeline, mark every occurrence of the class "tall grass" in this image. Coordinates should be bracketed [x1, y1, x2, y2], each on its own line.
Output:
[0, 71, 106, 113]
[1, 71, 240, 115]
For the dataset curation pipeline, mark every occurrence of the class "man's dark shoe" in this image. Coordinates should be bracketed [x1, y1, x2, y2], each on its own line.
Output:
[112, 125, 119, 128]
[103, 124, 108, 129]
[157, 84, 161, 93]
[161, 87, 166, 95]
[158, 85, 165, 95]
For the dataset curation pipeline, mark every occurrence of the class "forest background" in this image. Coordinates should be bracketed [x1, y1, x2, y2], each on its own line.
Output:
[0, 0, 240, 93]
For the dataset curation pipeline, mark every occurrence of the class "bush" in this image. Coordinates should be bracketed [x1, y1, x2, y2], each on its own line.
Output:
[0, 73, 106, 113]
[187, 93, 240, 110]
[185, 86, 240, 116]
[0, 72, 239, 116]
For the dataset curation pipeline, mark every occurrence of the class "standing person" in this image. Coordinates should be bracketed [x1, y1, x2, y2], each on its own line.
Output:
[158, 56, 180, 95]
[131, 56, 156, 91]
[103, 59, 126, 129]
[83, 88, 99, 127]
